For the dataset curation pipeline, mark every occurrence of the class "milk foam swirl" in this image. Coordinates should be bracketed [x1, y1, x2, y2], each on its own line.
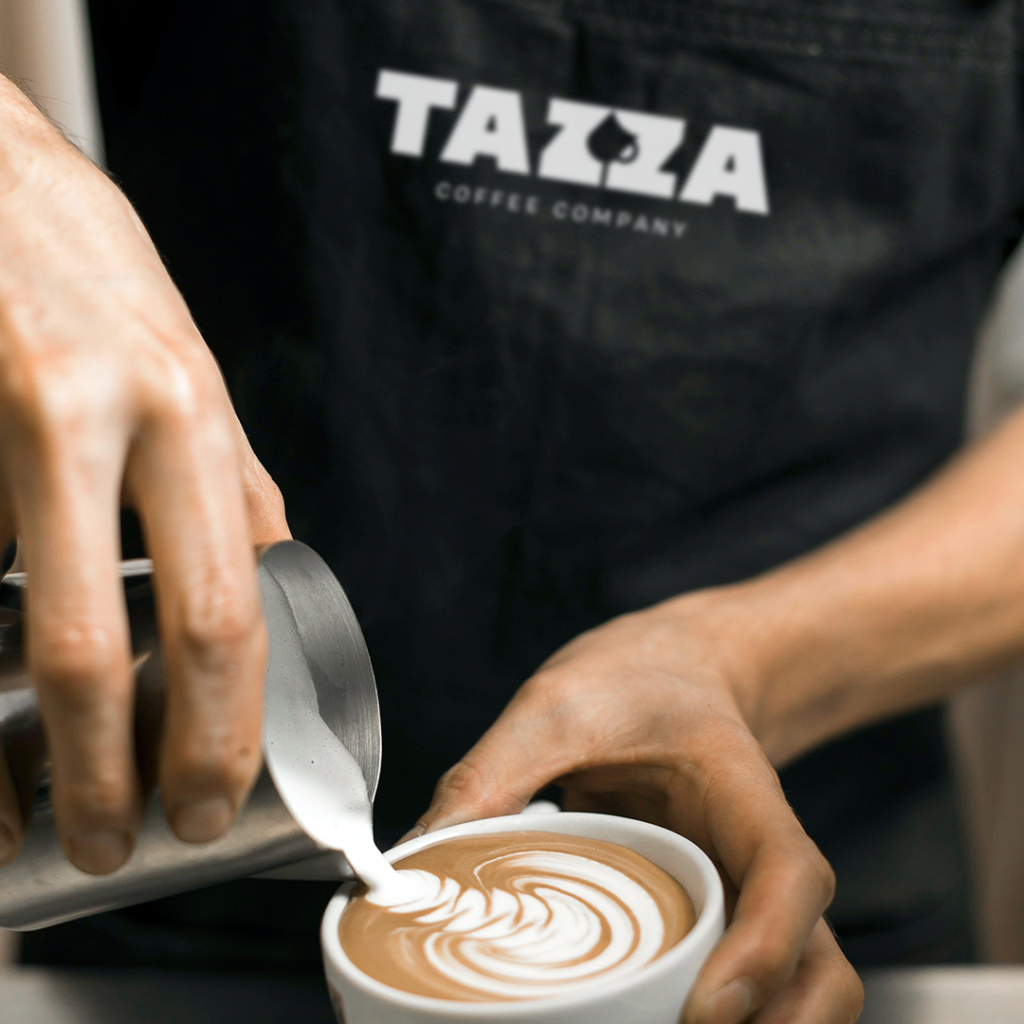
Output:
[339, 832, 695, 1002]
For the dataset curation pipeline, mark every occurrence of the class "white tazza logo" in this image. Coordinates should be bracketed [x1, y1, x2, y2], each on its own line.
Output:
[376, 69, 769, 216]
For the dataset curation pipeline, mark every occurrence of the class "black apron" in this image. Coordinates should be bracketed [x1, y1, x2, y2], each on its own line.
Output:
[23, 0, 1024, 972]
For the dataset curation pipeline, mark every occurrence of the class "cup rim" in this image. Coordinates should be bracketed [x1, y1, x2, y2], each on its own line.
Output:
[320, 811, 724, 1018]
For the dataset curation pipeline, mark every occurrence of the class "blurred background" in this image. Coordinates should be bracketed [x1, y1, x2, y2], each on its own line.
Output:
[953, 237, 1024, 964]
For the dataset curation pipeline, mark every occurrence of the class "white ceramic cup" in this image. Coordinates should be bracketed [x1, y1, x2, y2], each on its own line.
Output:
[320, 811, 725, 1024]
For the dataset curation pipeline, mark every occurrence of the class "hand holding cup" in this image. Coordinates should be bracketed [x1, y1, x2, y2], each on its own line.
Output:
[410, 595, 864, 1024]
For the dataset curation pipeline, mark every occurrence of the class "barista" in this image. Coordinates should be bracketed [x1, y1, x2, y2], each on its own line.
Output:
[3, 3, 1024, 1023]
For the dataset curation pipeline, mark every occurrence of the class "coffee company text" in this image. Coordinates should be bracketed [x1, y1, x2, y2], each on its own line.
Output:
[377, 69, 770, 216]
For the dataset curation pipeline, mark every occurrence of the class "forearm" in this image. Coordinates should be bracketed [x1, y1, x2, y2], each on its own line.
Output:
[684, 402, 1024, 765]
[0, 73, 77, 176]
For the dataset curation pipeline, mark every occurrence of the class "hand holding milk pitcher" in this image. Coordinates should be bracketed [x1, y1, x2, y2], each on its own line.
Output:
[0, 72, 290, 876]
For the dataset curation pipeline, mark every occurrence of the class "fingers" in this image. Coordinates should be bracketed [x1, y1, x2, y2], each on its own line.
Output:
[0, 134, 282, 868]
[230, 421, 291, 547]
[127, 369, 264, 844]
[746, 919, 863, 1024]
[412, 752, 543, 839]
[414, 627, 842, 1024]
[0, 739, 23, 866]
[412, 675, 590, 835]
[10, 435, 142, 874]
[681, 733, 836, 1024]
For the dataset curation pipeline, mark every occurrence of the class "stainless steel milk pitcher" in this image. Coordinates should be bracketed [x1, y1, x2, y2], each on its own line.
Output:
[0, 541, 381, 930]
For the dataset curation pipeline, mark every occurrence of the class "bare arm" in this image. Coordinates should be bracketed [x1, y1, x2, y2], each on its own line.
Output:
[729, 401, 1024, 764]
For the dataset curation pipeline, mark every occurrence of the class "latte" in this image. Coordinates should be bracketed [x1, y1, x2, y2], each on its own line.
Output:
[339, 831, 696, 1002]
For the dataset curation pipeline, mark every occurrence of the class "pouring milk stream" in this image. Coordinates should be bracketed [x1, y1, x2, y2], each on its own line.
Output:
[263, 575, 693, 1001]
[0, 540, 691, 999]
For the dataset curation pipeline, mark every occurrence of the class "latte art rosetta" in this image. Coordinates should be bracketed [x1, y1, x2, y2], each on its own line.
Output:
[339, 832, 696, 1002]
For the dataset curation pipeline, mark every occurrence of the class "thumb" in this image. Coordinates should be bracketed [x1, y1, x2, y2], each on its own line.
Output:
[408, 683, 580, 840]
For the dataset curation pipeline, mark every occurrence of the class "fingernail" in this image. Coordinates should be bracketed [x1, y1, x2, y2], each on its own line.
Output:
[67, 830, 133, 875]
[394, 823, 426, 847]
[0, 822, 18, 865]
[173, 797, 234, 843]
[694, 978, 757, 1024]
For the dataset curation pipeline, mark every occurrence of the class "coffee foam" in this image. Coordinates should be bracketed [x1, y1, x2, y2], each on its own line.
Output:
[339, 831, 696, 1002]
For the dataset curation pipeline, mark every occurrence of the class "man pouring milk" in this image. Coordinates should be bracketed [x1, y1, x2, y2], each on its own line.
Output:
[3, 1, 1024, 1021]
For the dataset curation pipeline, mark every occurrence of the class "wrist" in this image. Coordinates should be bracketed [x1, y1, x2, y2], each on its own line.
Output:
[658, 575, 822, 766]
[0, 75, 97, 195]
[655, 584, 779, 735]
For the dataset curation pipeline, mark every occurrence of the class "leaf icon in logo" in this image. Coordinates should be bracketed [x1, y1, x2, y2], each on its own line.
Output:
[587, 114, 640, 165]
